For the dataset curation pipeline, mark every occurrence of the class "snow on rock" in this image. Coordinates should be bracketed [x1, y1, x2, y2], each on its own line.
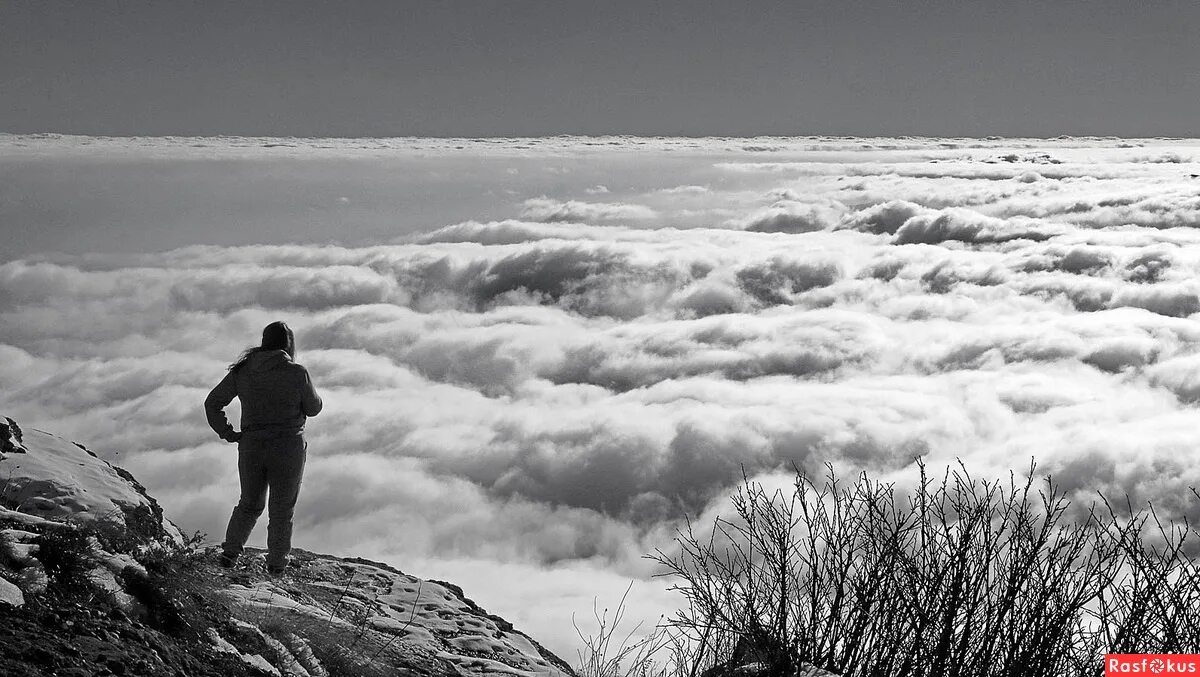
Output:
[96, 548, 146, 578]
[0, 529, 40, 568]
[0, 415, 575, 677]
[85, 564, 140, 615]
[220, 553, 575, 677]
[223, 581, 345, 626]
[260, 631, 313, 677]
[208, 627, 282, 676]
[284, 633, 329, 677]
[0, 506, 60, 529]
[0, 575, 24, 607]
[0, 414, 180, 542]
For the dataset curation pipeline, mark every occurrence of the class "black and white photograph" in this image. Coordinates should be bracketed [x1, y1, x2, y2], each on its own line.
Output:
[2, 2, 1200, 676]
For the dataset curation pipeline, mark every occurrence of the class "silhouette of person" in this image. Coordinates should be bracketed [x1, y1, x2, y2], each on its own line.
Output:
[205, 321, 322, 573]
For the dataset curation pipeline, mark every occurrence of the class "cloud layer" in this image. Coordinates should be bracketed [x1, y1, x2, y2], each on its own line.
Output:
[4, 135, 1200, 655]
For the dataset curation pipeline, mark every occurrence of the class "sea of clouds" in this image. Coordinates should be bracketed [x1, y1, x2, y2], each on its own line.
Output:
[3, 134, 1200, 656]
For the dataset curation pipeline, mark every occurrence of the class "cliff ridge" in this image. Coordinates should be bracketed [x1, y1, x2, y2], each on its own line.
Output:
[0, 414, 574, 677]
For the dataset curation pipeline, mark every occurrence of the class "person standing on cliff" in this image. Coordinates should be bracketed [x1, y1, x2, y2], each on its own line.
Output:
[204, 321, 323, 574]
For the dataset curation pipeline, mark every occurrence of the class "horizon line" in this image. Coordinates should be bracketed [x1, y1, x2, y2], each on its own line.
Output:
[4, 131, 1199, 143]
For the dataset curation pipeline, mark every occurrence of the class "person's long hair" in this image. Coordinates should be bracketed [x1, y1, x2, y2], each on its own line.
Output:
[229, 321, 296, 372]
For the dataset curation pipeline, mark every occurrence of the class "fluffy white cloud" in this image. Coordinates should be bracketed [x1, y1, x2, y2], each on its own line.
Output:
[731, 198, 847, 234]
[5, 134, 1200, 658]
[519, 197, 658, 224]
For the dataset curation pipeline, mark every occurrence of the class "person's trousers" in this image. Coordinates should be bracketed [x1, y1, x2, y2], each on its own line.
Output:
[221, 434, 306, 568]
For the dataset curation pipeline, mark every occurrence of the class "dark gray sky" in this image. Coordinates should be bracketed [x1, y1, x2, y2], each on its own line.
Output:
[2, 0, 1198, 137]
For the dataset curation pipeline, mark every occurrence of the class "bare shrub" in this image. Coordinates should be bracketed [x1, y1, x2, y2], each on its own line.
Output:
[574, 581, 680, 677]
[641, 462, 1200, 677]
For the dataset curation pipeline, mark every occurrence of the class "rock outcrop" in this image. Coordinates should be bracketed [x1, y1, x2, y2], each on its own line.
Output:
[0, 414, 574, 677]
[0, 416, 177, 543]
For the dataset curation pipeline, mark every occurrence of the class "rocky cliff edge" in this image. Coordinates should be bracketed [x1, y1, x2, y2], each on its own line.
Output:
[0, 415, 575, 677]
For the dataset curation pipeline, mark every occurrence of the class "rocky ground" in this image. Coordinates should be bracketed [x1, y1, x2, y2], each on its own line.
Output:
[0, 415, 575, 677]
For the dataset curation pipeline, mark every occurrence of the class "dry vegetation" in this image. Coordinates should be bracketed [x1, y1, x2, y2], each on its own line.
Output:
[579, 463, 1200, 677]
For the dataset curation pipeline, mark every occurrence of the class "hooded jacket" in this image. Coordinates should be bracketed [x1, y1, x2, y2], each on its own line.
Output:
[205, 349, 323, 441]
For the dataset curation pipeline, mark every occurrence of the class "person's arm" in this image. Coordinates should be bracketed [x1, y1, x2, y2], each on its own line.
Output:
[300, 368, 323, 417]
[204, 371, 242, 442]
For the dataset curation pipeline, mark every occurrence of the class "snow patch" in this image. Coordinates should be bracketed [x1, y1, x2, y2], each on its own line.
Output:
[0, 576, 24, 607]
[208, 627, 282, 676]
[0, 415, 181, 543]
